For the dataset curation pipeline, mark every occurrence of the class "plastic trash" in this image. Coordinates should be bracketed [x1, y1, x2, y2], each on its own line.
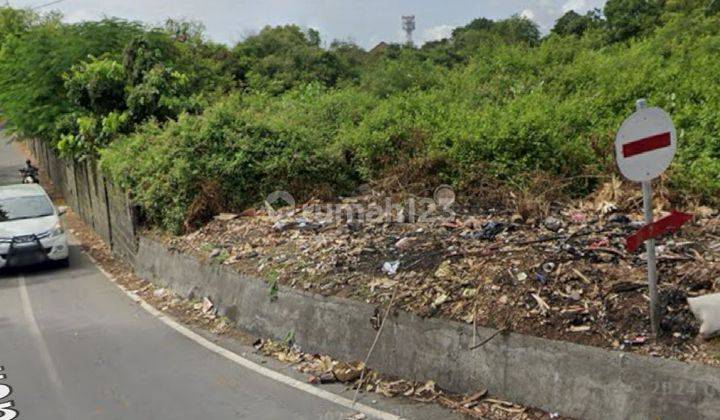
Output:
[382, 260, 400, 276]
[688, 293, 720, 339]
[472, 221, 504, 240]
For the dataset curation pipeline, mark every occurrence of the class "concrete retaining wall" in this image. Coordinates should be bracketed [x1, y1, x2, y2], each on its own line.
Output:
[27, 139, 138, 263]
[137, 237, 720, 420]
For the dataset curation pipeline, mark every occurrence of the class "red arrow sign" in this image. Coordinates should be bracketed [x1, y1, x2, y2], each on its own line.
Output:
[626, 211, 692, 253]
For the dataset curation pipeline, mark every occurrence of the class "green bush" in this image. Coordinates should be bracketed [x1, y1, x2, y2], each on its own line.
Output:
[101, 86, 370, 232]
[0, 17, 144, 141]
[2, 4, 720, 233]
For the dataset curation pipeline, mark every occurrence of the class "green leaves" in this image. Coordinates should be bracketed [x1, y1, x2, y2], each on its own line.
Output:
[101, 90, 360, 232]
[604, 0, 664, 42]
[3, 5, 720, 234]
[0, 17, 143, 142]
[65, 57, 126, 114]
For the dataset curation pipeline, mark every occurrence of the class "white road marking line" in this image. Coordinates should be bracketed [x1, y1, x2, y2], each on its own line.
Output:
[18, 275, 72, 417]
[85, 254, 403, 420]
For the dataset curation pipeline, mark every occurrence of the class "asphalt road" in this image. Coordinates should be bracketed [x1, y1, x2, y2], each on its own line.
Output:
[0, 136, 438, 420]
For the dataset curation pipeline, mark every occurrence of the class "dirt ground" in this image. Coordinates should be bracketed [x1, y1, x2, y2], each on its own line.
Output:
[161, 179, 720, 366]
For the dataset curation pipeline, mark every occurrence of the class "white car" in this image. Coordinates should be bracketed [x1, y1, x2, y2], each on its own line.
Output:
[0, 184, 69, 269]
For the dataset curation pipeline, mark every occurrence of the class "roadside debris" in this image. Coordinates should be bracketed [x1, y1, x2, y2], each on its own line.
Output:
[209, 248, 221, 259]
[214, 213, 238, 221]
[474, 221, 505, 240]
[163, 182, 720, 365]
[201, 297, 215, 315]
[332, 361, 365, 382]
[382, 260, 400, 276]
[688, 294, 720, 339]
[253, 338, 559, 419]
[543, 216, 563, 232]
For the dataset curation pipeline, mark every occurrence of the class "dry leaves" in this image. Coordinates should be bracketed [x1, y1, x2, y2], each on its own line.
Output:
[253, 339, 557, 419]
[164, 182, 720, 365]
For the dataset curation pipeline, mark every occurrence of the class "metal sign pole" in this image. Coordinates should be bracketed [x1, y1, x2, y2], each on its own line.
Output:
[635, 99, 660, 337]
[642, 180, 659, 337]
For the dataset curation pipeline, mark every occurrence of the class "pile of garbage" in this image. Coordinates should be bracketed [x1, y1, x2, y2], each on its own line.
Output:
[164, 182, 720, 364]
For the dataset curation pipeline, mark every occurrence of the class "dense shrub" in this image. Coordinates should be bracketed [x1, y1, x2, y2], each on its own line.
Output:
[229, 25, 356, 94]
[2, 4, 720, 232]
[101, 86, 374, 232]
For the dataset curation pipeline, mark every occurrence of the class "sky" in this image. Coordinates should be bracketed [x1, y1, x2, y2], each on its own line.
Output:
[10, 0, 607, 49]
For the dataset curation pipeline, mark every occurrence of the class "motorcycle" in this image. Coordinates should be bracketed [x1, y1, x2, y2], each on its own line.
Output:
[19, 167, 39, 184]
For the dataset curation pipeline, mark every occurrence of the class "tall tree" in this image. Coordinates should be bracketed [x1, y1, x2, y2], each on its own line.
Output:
[604, 0, 664, 42]
[552, 10, 601, 36]
[230, 25, 348, 93]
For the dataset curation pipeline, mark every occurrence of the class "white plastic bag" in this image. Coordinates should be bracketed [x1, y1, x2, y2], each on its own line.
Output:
[688, 293, 720, 339]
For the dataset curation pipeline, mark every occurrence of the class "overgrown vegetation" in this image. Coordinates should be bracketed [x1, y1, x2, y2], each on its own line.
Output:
[0, 1, 719, 232]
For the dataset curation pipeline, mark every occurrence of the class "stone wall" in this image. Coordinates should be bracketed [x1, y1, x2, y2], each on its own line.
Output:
[27, 139, 138, 264]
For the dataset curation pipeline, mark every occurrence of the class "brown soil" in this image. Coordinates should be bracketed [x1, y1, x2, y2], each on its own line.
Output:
[160, 182, 720, 366]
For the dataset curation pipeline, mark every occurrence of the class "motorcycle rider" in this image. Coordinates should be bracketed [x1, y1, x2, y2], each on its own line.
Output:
[20, 159, 39, 183]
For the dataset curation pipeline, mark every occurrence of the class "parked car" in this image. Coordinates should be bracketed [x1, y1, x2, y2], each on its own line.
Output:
[0, 184, 69, 269]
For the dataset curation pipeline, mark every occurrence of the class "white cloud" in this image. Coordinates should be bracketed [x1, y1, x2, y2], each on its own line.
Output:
[421, 24, 455, 43]
[518, 0, 603, 32]
[562, 0, 590, 12]
[520, 9, 536, 21]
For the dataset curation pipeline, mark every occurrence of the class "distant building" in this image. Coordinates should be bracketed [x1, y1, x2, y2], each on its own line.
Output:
[370, 41, 389, 54]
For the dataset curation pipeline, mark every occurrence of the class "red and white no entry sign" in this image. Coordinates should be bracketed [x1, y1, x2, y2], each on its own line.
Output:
[614, 100, 684, 338]
[615, 106, 677, 182]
